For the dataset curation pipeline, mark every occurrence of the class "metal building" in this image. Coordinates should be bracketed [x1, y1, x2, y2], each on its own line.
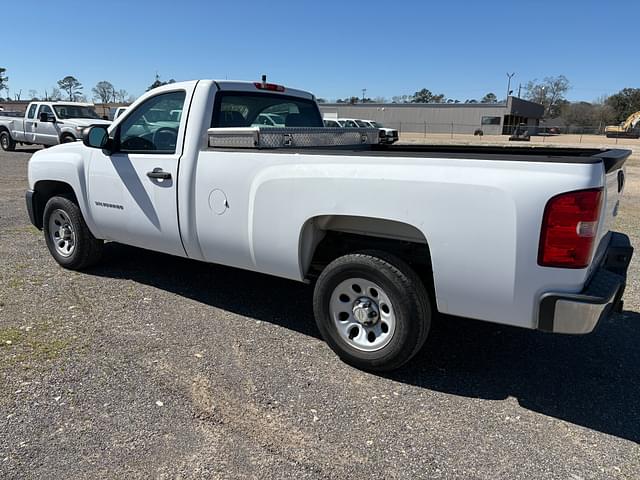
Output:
[320, 96, 544, 135]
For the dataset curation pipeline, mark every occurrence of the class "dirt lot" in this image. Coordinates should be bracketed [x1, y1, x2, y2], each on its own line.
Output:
[1, 140, 639, 479]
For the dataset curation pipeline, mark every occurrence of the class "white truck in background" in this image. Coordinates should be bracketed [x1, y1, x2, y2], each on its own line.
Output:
[25, 79, 633, 371]
[323, 117, 399, 144]
[111, 106, 128, 121]
[0, 102, 111, 150]
[357, 119, 399, 144]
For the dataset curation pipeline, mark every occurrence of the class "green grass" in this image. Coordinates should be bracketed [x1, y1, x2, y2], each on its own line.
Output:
[0, 325, 72, 368]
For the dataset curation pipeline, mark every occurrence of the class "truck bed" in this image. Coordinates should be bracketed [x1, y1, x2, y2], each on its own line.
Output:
[209, 140, 630, 173]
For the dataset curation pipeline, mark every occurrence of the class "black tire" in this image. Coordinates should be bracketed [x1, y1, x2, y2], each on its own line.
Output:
[43, 195, 103, 270]
[60, 134, 76, 144]
[313, 251, 431, 372]
[0, 131, 16, 151]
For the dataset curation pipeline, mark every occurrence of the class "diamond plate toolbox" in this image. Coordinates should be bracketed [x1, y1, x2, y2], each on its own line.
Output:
[208, 127, 381, 149]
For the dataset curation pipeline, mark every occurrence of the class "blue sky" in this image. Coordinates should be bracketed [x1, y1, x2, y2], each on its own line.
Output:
[2, 0, 638, 102]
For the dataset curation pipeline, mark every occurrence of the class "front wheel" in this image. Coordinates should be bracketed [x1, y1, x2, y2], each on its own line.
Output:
[43, 195, 103, 270]
[0, 131, 16, 151]
[60, 134, 76, 144]
[313, 251, 431, 371]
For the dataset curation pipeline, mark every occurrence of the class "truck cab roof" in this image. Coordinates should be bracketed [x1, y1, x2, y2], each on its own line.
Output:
[210, 80, 316, 101]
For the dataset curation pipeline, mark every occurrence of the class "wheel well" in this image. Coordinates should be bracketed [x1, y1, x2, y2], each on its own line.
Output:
[32, 181, 77, 229]
[60, 132, 76, 141]
[302, 215, 435, 301]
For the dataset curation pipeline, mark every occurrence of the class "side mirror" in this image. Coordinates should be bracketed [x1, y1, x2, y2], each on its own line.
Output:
[83, 125, 111, 153]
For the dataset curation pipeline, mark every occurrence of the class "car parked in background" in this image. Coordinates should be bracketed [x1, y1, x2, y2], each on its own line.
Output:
[111, 106, 128, 120]
[255, 113, 286, 127]
[358, 119, 399, 144]
[328, 117, 399, 144]
[0, 101, 111, 149]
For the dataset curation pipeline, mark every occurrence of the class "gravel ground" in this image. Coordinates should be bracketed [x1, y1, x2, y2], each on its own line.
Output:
[1, 144, 639, 479]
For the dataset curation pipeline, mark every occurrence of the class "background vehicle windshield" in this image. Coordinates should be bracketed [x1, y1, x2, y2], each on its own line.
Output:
[355, 120, 370, 128]
[53, 105, 100, 119]
[212, 92, 323, 128]
[371, 121, 384, 128]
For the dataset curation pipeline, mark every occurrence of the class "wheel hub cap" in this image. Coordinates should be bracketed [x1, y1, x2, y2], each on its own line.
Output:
[48, 209, 76, 257]
[329, 278, 396, 352]
[352, 297, 379, 326]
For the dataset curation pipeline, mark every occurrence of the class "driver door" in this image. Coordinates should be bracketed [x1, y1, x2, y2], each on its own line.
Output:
[35, 105, 59, 145]
[87, 89, 190, 256]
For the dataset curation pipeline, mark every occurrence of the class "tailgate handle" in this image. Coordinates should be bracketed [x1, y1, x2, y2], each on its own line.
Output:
[147, 168, 171, 180]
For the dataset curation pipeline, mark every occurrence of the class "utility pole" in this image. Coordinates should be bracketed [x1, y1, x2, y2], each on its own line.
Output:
[517, 83, 522, 98]
[506, 72, 515, 100]
[362, 88, 367, 103]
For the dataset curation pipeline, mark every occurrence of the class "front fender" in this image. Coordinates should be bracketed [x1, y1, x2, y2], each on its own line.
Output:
[28, 146, 101, 238]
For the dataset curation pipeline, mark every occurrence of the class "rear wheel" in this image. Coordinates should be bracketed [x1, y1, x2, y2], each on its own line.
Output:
[0, 131, 16, 151]
[43, 195, 103, 270]
[313, 251, 431, 371]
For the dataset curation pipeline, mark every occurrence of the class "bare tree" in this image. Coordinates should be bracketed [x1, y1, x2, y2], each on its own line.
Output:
[115, 89, 130, 103]
[524, 75, 570, 117]
[57, 76, 83, 101]
[92, 81, 116, 103]
[49, 87, 62, 101]
[28, 89, 39, 100]
[0, 67, 8, 96]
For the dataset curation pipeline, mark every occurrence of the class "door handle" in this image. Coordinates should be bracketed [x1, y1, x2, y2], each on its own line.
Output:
[147, 168, 171, 180]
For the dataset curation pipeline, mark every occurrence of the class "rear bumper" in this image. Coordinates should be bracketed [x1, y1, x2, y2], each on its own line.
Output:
[538, 232, 633, 334]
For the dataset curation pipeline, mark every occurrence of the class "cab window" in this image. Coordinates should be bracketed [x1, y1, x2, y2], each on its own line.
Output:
[118, 91, 186, 154]
[38, 105, 54, 117]
[27, 104, 37, 119]
[212, 92, 323, 128]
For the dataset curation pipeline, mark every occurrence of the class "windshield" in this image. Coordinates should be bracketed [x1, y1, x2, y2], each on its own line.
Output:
[53, 105, 100, 120]
[355, 120, 370, 128]
[370, 121, 384, 128]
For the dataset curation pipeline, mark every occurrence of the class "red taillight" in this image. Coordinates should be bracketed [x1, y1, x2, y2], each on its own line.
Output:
[253, 82, 285, 92]
[538, 188, 603, 268]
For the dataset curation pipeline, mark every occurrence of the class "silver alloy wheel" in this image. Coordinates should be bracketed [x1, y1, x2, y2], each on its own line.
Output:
[48, 209, 76, 257]
[1, 134, 8, 149]
[329, 277, 396, 352]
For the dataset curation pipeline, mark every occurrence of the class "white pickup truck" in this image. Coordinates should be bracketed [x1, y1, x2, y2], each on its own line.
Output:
[25, 79, 633, 371]
[0, 101, 110, 150]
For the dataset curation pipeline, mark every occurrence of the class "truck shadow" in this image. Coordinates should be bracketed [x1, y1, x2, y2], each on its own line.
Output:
[89, 242, 640, 443]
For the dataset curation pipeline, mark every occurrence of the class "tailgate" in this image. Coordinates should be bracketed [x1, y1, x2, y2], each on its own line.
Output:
[594, 149, 631, 261]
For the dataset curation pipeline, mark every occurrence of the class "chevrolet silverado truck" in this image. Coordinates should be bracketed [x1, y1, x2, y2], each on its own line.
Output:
[0, 101, 110, 150]
[25, 79, 633, 371]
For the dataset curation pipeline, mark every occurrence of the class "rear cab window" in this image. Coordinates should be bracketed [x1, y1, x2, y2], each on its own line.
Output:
[27, 104, 37, 119]
[211, 92, 323, 128]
